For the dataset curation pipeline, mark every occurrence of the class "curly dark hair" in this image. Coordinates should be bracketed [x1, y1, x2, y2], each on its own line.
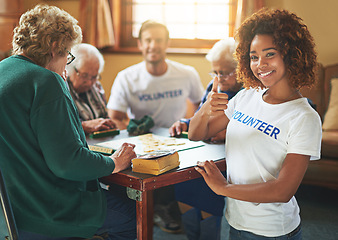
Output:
[234, 8, 317, 90]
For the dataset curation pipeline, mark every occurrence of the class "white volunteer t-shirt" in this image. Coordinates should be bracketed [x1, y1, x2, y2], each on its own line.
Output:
[224, 88, 322, 237]
[107, 60, 204, 128]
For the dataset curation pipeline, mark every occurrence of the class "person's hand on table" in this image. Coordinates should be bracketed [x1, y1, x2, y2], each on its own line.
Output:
[82, 118, 116, 134]
[169, 120, 188, 137]
[111, 143, 136, 173]
[195, 160, 228, 196]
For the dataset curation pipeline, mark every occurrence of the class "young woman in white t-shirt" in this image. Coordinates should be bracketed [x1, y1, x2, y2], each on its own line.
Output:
[189, 9, 322, 240]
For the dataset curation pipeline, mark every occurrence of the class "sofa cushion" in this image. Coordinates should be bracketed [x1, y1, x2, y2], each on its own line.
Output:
[321, 131, 338, 158]
[322, 78, 338, 130]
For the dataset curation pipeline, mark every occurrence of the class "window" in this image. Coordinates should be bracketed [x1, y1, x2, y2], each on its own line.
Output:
[110, 0, 237, 53]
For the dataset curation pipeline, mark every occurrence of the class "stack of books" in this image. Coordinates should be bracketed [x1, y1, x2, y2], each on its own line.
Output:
[132, 150, 180, 175]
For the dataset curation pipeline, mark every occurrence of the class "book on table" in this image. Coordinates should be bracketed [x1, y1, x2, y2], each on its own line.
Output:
[132, 150, 180, 175]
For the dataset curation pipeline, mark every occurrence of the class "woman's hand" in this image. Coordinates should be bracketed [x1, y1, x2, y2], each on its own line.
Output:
[195, 160, 228, 196]
[204, 76, 229, 117]
[110, 143, 136, 173]
[189, 77, 229, 141]
[196, 154, 310, 203]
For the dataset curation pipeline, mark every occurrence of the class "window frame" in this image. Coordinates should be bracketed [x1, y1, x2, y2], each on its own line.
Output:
[107, 0, 237, 54]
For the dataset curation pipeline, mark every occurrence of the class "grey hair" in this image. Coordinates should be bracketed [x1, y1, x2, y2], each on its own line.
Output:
[67, 43, 105, 74]
[205, 38, 237, 67]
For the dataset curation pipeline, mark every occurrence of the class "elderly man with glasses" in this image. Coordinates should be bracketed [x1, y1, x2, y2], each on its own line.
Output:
[66, 43, 116, 134]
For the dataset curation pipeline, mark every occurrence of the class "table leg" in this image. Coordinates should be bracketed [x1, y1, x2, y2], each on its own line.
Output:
[136, 190, 153, 240]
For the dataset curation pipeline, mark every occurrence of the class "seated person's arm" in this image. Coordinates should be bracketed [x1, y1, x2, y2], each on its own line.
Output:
[108, 109, 130, 130]
[81, 118, 116, 134]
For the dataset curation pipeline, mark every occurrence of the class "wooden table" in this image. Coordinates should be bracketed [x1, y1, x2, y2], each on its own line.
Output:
[88, 128, 226, 240]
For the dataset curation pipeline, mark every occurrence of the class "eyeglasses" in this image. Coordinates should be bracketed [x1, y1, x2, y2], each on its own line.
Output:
[74, 67, 101, 82]
[67, 51, 76, 65]
[208, 70, 235, 79]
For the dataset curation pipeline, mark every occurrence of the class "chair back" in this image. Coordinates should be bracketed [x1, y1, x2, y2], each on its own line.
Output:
[0, 169, 18, 240]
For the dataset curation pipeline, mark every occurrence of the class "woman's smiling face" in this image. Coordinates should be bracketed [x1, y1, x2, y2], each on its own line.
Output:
[249, 34, 288, 89]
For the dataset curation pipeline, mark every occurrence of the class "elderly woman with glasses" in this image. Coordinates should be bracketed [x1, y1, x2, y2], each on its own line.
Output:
[0, 4, 136, 240]
[66, 43, 116, 134]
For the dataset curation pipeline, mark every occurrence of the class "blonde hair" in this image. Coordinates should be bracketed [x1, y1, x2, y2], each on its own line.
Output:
[12, 4, 82, 67]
